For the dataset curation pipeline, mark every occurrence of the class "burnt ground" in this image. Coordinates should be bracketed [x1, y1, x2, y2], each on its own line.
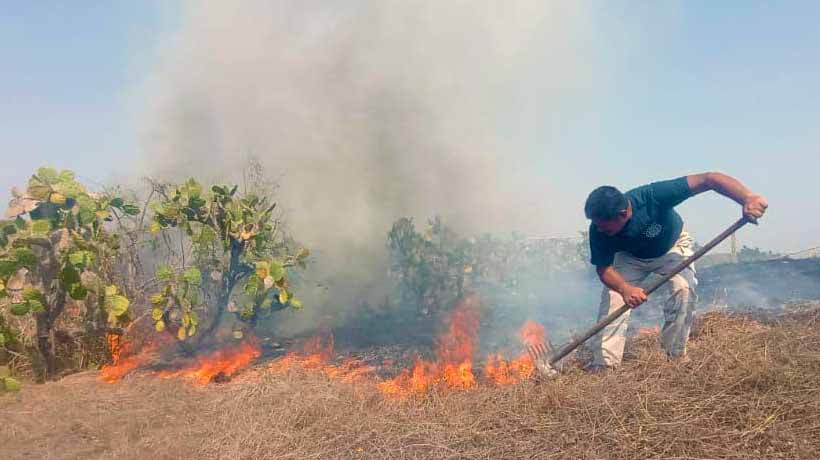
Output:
[3, 304, 820, 460]
[697, 257, 820, 305]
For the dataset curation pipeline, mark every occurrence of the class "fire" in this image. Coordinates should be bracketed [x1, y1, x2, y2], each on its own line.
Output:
[100, 333, 259, 385]
[99, 341, 158, 383]
[324, 358, 377, 382]
[100, 295, 551, 394]
[484, 354, 536, 385]
[377, 294, 481, 397]
[483, 320, 547, 386]
[518, 320, 546, 348]
[485, 354, 517, 385]
[107, 332, 122, 363]
[442, 361, 476, 389]
[268, 329, 375, 382]
[156, 339, 261, 386]
[299, 332, 335, 367]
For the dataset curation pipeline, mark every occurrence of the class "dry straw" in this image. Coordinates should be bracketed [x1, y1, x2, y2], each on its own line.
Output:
[3, 306, 820, 459]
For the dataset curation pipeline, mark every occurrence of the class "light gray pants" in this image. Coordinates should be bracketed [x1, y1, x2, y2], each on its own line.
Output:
[591, 231, 697, 367]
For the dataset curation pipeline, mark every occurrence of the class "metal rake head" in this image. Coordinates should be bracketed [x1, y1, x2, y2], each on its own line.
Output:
[526, 343, 551, 362]
[526, 342, 558, 378]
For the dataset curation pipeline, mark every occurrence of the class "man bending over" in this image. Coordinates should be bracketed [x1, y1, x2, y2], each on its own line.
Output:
[584, 172, 768, 371]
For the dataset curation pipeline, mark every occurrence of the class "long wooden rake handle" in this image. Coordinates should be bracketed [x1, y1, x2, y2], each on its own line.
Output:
[547, 217, 750, 366]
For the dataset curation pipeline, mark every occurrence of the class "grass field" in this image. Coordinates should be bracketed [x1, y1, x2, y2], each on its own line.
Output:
[3, 309, 820, 460]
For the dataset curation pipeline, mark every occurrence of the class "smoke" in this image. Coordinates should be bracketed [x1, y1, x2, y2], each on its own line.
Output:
[138, 1, 599, 331]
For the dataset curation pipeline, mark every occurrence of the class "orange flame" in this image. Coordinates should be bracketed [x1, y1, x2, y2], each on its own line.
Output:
[483, 320, 547, 386]
[115, 294, 549, 394]
[485, 354, 517, 385]
[100, 332, 259, 386]
[156, 339, 261, 386]
[106, 332, 122, 363]
[268, 307, 547, 396]
[518, 320, 546, 348]
[99, 341, 158, 383]
[484, 353, 536, 385]
[378, 294, 481, 397]
[268, 330, 375, 382]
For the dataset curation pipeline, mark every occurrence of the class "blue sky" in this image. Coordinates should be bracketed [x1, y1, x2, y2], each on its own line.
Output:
[0, 1, 170, 194]
[507, 1, 820, 251]
[2, 1, 818, 252]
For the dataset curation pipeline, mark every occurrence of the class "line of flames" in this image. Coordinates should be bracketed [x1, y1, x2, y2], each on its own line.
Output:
[267, 331, 377, 383]
[100, 334, 261, 386]
[155, 339, 261, 386]
[99, 295, 552, 397]
[100, 341, 159, 383]
[264, 295, 547, 398]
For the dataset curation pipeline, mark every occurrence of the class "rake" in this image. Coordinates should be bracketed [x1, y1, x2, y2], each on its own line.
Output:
[527, 217, 750, 376]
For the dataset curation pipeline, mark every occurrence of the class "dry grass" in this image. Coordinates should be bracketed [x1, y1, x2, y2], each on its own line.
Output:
[3, 309, 820, 459]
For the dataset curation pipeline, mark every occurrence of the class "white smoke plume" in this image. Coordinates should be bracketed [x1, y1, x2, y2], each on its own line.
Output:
[139, 1, 600, 330]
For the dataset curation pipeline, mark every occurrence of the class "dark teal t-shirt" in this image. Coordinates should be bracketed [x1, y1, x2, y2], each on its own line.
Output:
[589, 177, 693, 267]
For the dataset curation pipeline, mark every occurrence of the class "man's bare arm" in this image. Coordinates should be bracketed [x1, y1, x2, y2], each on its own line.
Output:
[596, 265, 647, 308]
[686, 172, 768, 222]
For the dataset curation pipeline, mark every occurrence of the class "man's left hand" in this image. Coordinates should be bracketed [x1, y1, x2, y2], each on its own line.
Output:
[743, 194, 768, 223]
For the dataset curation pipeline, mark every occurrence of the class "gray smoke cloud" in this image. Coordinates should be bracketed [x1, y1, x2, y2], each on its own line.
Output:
[138, 1, 599, 332]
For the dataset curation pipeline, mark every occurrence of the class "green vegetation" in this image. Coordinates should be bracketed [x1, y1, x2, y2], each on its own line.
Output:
[0, 164, 311, 382]
[147, 178, 308, 345]
[0, 168, 135, 380]
[387, 216, 589, 318]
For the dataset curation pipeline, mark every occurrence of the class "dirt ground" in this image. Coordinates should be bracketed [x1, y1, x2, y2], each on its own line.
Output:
[3, 309, 820, 460]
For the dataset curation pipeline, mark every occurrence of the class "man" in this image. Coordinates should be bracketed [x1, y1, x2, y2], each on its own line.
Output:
[584, 172, 768, 371]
